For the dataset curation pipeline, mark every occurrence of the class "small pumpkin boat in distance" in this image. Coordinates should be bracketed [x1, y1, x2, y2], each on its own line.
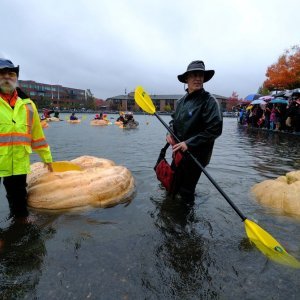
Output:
[67, 119, 81, 124]
[90, 119, 108, 126]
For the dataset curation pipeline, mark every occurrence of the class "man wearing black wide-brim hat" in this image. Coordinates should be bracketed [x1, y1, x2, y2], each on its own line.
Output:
[166, 60, 223, 201]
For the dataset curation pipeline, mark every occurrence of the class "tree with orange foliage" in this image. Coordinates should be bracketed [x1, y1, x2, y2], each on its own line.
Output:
[263, 45, 300, 91]
[226, 91, 242, 111]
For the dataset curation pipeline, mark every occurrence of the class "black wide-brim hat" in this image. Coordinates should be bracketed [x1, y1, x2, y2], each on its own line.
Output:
[177, 60, 214, 83]
[0, 58, 19, 77]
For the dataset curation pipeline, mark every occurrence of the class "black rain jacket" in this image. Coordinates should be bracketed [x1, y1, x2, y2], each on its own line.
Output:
[170, 88, 223, 166]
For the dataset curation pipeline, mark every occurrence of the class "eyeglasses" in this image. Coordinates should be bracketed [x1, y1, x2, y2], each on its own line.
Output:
[0, 71, 17, 78]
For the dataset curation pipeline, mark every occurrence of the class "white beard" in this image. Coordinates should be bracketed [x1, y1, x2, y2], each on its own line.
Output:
[0, 80, 17, 94]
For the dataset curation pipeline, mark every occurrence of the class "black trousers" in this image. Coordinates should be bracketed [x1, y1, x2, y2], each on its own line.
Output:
[1, 175, 28, 217]
[173, 154, 204, 202]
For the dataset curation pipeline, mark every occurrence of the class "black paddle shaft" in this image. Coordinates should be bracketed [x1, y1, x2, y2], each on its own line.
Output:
[155, 112, 247, 221]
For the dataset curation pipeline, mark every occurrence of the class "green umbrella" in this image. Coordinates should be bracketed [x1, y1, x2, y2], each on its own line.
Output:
[270, 98, 288, 104]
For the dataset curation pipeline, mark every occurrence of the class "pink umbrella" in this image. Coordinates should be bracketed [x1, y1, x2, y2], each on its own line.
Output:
[258, 95, 274, 101]
[251, 99, 267, 105]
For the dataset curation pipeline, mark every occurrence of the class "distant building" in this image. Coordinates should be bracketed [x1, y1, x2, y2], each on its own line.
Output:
[94, 98, 107, 111]
[107, 92, 228, 112]
[18, 80, 86, 108]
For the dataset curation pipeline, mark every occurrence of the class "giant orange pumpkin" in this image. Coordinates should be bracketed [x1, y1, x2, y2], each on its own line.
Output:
[27, 156, 135, 210]
[251, 170, 300, 215]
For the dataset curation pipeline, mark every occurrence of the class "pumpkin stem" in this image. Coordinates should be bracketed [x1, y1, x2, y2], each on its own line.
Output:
[286, 175, 297, 184]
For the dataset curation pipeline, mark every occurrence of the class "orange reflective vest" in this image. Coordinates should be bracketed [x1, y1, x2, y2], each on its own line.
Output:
[0, 95, 52, 177]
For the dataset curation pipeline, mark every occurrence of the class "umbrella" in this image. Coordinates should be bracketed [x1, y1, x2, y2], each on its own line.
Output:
[258, 95, 273, 101]
[270, 98, 288, 104]
[251, 99, 267, 105]
[283, 89, 300, 97]
[244, 94, 262, 101]
[284, 90, 294, 97]
[292, 88, 300, 94]
[272, 91, 287, 98]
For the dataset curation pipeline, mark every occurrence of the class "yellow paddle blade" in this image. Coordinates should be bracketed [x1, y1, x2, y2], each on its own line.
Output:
[82, 115, 87, 121]
[134, 86, 156, 114]
[52, 161, 81, 172]
[245, 219, 300, 268]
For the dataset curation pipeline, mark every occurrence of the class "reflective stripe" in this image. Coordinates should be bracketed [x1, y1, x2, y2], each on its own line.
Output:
[0, 132, 31, 138]
[0, 141, 31, 146]
[32, 138, 48, 149]
[24, 103, 34, 133]
[32, 144, 49, 149]
[0, 133, 31, 145]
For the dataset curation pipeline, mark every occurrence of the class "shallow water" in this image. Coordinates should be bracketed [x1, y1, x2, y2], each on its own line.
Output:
[0, 115, 300, 299]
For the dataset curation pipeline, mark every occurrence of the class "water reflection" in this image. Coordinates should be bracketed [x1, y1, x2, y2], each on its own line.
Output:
[0, 215, 56, 299]
[236, 126, 300, 178]
[150, 194, 218, 299]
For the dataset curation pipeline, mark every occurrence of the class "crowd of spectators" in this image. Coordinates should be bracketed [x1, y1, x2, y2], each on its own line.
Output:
[238, 94, 300, 133]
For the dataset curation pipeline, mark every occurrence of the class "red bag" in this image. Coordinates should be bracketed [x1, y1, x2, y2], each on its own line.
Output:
[155, 159, 174, 192]
[154, 143, 183, 192]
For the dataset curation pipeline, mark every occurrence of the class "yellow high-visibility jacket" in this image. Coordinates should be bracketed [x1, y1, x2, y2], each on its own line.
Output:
[0, 94, 53, 177]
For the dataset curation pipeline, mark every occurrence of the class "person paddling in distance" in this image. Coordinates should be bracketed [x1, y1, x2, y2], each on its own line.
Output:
[116, 111, 125, 123]
[166, 60, 223, 202]
[70, 112, 78, 120]
[94, 112, 103, 120]
[53, 111, 61, 120]
[0, 58, 53, 219]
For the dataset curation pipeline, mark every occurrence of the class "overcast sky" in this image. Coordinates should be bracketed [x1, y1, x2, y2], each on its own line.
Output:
[1, 0, 299, 99]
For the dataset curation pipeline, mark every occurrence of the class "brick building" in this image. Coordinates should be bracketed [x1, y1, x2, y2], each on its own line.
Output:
[107, 92, 228, 112]
[18, 80, 86, 108]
